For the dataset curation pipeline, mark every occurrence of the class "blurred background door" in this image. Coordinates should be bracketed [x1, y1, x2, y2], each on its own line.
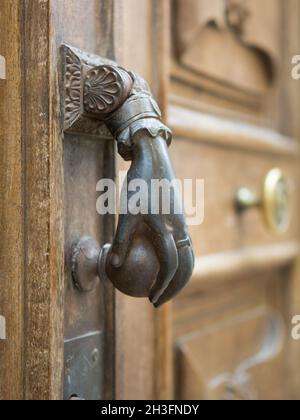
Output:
[115, 0, 300, 400]
[0, 0, 300, 400]
[166, 0, 300, 400]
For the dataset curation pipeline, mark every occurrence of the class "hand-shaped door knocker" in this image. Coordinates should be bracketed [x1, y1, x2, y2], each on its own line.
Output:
[68, 52, 194, 307]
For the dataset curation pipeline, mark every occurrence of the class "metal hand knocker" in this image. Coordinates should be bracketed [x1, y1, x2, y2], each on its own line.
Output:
[64, 46, 194, 307]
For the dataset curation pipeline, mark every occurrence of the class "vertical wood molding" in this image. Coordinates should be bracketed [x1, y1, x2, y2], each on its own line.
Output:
[22, 0, 64, 399]
[0, 0, 24, 400]
[152, 0, 173, 400]
[48, 0, 65, 400]
[23, 0, 51, 399]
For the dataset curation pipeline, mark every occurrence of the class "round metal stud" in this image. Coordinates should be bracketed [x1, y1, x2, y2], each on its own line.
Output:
[71, 236, 101, 292]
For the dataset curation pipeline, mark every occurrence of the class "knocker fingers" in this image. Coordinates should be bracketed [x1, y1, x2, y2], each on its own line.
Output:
[154, 239, 194, 307]
[149, 232, 179, 305]
[109, 214, 139, 268]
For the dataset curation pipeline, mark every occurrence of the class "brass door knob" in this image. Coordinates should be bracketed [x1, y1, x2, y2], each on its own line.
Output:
[236, 168, 290, 234]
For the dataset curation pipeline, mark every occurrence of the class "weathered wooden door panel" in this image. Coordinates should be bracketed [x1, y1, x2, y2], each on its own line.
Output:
[0, 0, 300, 401]
[174, 272, 289, 400]
[168, 0, 300, 400]
[0, 1, 24, 400]
[0, 0, 118, 400]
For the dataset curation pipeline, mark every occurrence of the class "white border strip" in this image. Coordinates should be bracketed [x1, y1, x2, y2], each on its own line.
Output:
[0, 55, 6, 79]
[0, 315, 6, 340]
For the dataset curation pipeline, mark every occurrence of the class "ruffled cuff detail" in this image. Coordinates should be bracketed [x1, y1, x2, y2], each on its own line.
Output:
[117, 118, 172, 161]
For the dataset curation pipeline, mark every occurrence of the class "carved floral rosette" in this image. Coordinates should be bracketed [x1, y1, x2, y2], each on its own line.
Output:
[62, 45, 113, 138]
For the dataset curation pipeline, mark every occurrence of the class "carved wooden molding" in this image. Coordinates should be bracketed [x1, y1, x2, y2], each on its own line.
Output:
[173, 0, 280, 105]
[178, 241, 300, 294]
[208, 314, 285, 400]
[168, 105, 300, 158]
[176, 310, 286, 400]
[225, 0, 250, 35]
[175, 0, 279, 65]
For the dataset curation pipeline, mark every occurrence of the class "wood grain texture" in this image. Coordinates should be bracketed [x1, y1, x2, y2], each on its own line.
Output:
[0, 0, 24, 400]
[22, 0, 64, 400]
[0, 0, 299, 401]
[54, 0, 118, 400]
[20, 0, 118, 400]
[48, 0, 65, 401]
[0, 0, 65, 400]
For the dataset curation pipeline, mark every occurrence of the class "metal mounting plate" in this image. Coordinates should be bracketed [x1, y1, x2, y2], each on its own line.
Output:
[62, 44, 114, 138]
[64, 331, 104, 400]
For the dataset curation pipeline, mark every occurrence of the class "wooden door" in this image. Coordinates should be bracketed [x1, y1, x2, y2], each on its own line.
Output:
[168, 0, 300, 400]
[0, 0, 300, 400]
[110, 0, 300, 401]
